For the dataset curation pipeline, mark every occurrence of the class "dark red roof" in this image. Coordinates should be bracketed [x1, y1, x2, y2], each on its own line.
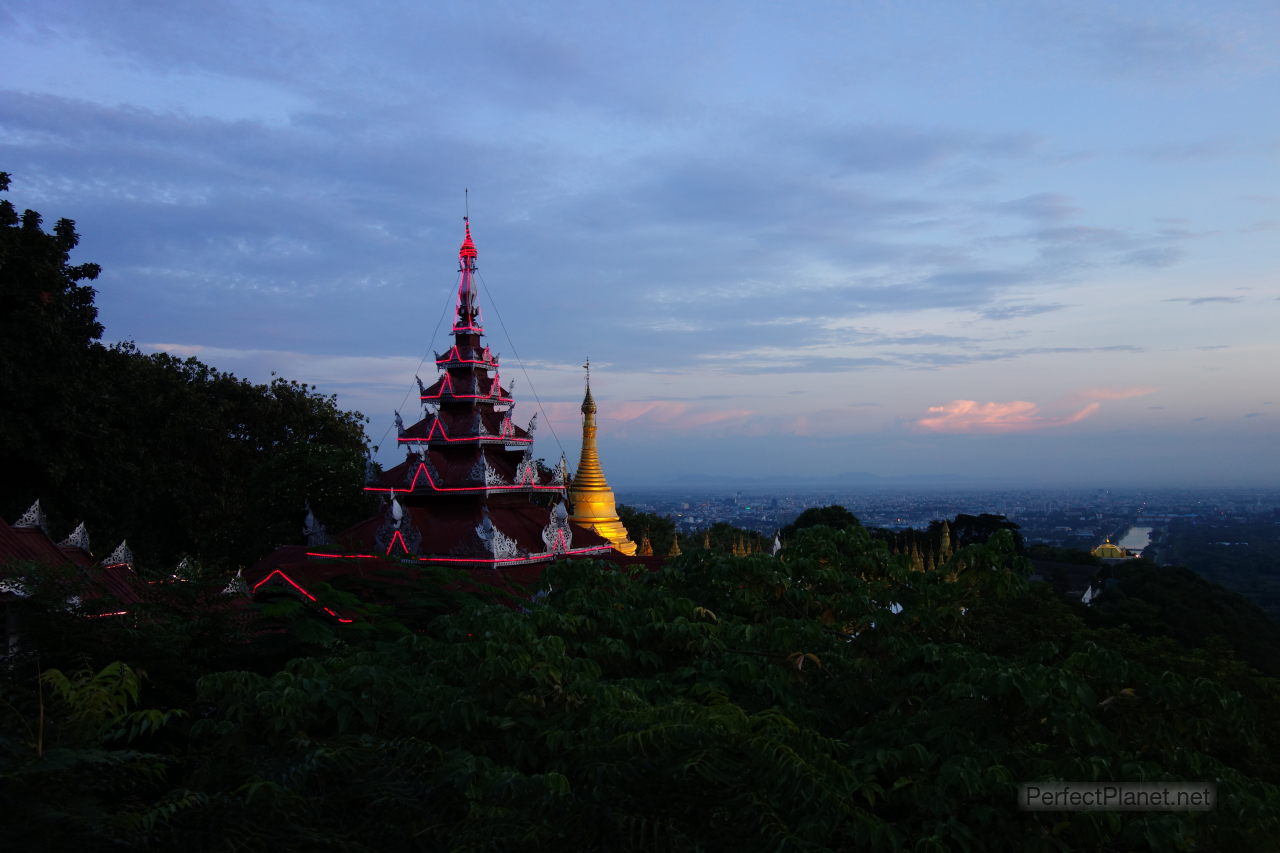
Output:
[0, 516, 143, 605]
[0, 517, 79, 567]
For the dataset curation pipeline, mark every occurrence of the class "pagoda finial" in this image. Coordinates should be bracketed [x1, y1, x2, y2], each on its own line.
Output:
[581, 359, 596, 415]
[459, 216, 478, 261]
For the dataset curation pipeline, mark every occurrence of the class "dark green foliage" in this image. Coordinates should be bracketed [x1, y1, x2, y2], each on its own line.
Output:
[618, 504, 676, 553]
[6, 528, 1279, 850]
[0, 174, 103, 511]
[952, 513, 1025, 551]
[1027, 544, 1102, 566]
[72, 342, 375, 569]
[0, 658, 184, 849]
[700, 520, 770, 553]
[1150, 513, 1280, 620]
[617, 506, 769, 555]
[1087, 561, 1280, 678]
[0, 176, 375, 569]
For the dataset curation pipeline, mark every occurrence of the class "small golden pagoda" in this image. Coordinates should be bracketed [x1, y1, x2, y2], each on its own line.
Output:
[568, 361, 637, 555]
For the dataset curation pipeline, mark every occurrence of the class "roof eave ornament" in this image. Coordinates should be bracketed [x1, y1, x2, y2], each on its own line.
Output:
[59, 521, 91, 554]
[303, 500, 332, 547]
[102, 540, 135, 571]
[221, 568, 249, 597]
[14, 499, 49, 534]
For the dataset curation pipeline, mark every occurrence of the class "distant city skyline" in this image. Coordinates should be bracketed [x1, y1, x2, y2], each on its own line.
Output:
[2, 1, 1277, 485]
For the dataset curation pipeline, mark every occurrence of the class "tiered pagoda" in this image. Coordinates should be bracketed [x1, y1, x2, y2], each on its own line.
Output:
[281, 220, 615, 577]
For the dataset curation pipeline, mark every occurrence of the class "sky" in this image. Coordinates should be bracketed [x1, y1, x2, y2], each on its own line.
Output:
[2, 0, 1278, 487]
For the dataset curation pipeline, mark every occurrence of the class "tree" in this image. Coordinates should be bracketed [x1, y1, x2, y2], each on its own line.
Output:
[0, 173, 375, 569]
[951, 512, 1025, 551]
[71, 343, 375, 569]
[0, 172, 103, 520]
[5, 528, 1280, 849]
[779, 504, 861, 539]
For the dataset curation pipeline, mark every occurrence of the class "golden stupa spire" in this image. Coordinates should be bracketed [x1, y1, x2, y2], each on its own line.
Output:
[568, 359, 637, 555]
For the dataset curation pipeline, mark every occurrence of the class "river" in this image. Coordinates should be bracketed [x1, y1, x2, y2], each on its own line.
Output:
[1118, 526, 1152, 552]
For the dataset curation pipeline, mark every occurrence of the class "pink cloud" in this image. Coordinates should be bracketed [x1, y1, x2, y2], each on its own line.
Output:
[916, 399, 1101, 434]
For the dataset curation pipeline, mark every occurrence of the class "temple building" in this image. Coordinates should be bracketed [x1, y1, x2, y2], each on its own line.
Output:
[247, 220, 624, 615]
[567, 364, 636, 555]
[1090, 539, 1129, 561]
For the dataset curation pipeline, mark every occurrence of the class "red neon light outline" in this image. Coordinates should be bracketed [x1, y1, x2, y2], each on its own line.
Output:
[324, 607, 355, 623]
[547, 529, 570, 552]
[420, 371, 511, 403]
[250, 569, 355, 623]
[386, 529, 410, 556]
[252, 569, 317, 601]
[397, 418, 531, 444]
[435, 345, 497, 367]
[366, 460, 562, 494]
[421, 392, 513, 402]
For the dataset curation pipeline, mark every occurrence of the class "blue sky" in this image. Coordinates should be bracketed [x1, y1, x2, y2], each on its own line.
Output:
[2, 0, 1277, 486]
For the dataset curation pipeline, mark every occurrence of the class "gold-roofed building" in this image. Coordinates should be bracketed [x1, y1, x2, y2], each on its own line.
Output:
[1091, 539, 1128, 560]
[567, 362, 637, 555]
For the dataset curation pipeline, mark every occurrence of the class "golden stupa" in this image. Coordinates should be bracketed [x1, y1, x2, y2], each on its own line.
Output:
[568, 362, 636, 555]
[1091, 539, 1127, 559]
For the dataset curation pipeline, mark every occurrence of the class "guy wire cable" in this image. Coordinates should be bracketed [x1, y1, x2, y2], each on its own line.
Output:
[373, 270, 455, 455]
[476, 268, 566, 459]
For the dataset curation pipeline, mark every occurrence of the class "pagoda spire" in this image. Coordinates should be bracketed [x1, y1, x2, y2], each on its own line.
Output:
[453, 216, 482, 334]
[568, 360, 636, 555]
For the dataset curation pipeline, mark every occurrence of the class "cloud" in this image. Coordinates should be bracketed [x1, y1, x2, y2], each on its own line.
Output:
[990, 192, 1079, 222]
[589, 400, 754, 432]
[1131, 139, 1232, 161]
[1119, 247, 1184, 267]
[1047, 10, 1239, 81]
[915, 399, 1100, 434]
[979, 302, 1068, 321]
[1164, 296, 1242, 305]
[815, 125, 1038, 174]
